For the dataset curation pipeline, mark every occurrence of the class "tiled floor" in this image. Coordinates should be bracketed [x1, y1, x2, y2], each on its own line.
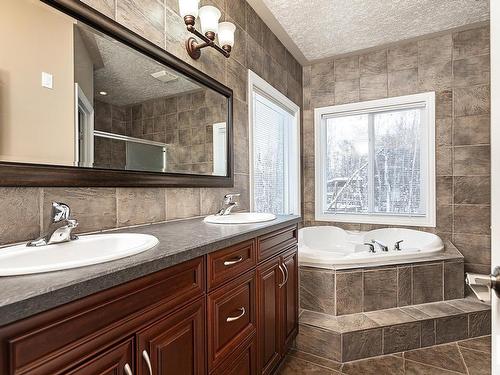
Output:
[278, 335, 491, 374]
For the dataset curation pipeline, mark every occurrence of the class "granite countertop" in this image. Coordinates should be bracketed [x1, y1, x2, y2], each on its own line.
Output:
[0, 215, 301, 326]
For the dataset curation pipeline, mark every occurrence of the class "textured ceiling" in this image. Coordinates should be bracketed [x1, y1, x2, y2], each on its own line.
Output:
[260, 0, 489, 61]
[77, 25, 200, 106]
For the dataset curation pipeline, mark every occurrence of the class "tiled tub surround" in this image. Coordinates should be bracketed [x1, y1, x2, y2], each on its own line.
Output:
[302, 25, 491, 274]
[300, 242, 464, 315]
[0, 0, 303, 247]
[295, 297, 490, 362]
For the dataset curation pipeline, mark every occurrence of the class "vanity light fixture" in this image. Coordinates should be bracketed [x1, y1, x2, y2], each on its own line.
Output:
[179, 0, 235, 60]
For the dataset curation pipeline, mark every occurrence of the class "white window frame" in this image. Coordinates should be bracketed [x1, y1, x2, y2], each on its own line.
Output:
[314, 92, 436, 227]
[248, 70, 301, 215]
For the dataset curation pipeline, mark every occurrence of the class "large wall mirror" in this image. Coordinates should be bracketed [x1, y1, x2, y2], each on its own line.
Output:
[0, 0, 233, 187]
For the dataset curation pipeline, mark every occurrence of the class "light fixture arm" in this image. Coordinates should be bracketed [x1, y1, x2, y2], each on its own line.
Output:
[183, 16, 231, 60]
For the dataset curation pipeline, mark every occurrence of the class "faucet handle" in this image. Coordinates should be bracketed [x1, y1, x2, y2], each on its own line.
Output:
[51, 202, 71, 223]
[224, 193, 240, 204]
[394, 240, 404, 251]
[364, 242, 376, 253]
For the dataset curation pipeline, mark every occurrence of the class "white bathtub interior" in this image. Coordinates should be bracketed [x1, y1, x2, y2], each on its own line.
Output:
[299, 226, 445, 269]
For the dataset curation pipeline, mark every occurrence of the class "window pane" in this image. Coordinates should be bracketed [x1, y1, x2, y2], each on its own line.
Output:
[325, 115, 369, 214]
[253, 94, 287, 214]
[373, 109, 424, 215]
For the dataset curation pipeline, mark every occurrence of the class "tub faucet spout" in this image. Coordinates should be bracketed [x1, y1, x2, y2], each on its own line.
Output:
[371, 239, 388, 252]
[364, 242, 376, 253]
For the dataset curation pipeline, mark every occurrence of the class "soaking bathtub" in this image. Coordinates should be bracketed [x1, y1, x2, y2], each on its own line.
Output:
[298, 226, 444, 269]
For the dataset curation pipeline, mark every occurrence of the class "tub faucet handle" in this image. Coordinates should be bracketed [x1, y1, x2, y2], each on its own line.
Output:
[394, 240, 404, 251]
[364, 242, 376, 253]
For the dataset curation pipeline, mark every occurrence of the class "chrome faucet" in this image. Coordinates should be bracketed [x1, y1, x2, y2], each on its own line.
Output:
[364, 242, 376, 253]
[216, 193, 240, 216]
[371, 239, 389, 252]
[27, 202, 79, 247]
[394, 240, 404, 251]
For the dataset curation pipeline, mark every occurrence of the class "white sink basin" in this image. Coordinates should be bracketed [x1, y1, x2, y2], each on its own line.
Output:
[0, 233, 158, 276]
[204, 212, 276, 224]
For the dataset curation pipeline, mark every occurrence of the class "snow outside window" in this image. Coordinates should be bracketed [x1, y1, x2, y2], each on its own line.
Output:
[315, 92, 436, 227]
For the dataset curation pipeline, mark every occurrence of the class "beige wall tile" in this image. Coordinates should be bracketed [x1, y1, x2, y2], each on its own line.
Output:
[453, 115, 490, 146]
[388, 68, 418, 96]
[363, 269, 397, 311]
[0, 188, 40, 245]
[454, 85, 490, 117]
[166, 188, 201, 220]
[444, 262, 464, 300]
[334, 79, 360, 105]
[454, 176, 490, 204]
[117, 188, 166, 226]
[42, 188, 116, 233]
[117, 0, 165, 47]
[453, 55, 490, 87]
[336, 271, 363, 315]
[360, 74, 388, 101]
[453, 27, 490, 60]
[334, 56, 360, 81]
[454, 205, 490, 235]
[311, 61, 335, 107]
[387, 42, 418, 72]
[418, 34, 452, 66]
[453, 145, 490, 176]
[359, 50, 387, 76]
[412, 263, 443, 304]
[81, 0, 115, 18]
[452, 233, 490, 265]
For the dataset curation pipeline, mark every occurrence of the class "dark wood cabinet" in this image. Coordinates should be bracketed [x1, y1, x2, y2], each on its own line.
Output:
[256, 257, 282, 375]
[256, 246, 298, 375]
[66, 338, 134, 375]
[280, 247, 298, 354]
[208, 271, 256, 371]
[0, 224, 298, 375]
[137, 298, 205, 375]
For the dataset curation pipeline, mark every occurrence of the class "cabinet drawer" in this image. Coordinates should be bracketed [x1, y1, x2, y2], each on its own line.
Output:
[65, 338, 134, 375]
[2, 257, 204, 375]
[207, 240, 256, 290]
[211, 334, 256, 375]
[257, 226, 297, 261]
[208, 272, 256, 371]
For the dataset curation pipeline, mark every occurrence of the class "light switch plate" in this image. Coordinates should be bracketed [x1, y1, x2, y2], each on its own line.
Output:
[41, 72, 53, 89]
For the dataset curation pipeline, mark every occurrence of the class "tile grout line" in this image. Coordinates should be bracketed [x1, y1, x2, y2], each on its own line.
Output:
[456, 343, 471, 375]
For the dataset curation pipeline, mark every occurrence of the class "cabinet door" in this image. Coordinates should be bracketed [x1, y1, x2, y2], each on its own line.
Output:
[211, 335, 256, 375]
[136, 299, 205, 375]
[65, 338, 134, 375]
[256, 257, 282, 375]
[280, 247, 298, 354]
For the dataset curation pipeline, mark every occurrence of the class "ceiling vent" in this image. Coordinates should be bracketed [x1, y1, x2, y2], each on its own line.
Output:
[150, 70, 178, 83]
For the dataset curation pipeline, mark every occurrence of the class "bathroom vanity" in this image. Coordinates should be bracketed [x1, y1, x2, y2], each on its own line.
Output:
[0, 217, 300, 375]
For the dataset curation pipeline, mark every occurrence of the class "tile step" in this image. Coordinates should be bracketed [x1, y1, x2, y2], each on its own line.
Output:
[294, 296, 490, 362]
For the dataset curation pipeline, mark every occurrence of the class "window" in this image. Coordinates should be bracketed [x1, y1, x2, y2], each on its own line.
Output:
[249, 71, 300, 215]
[315, 92, 435, 226]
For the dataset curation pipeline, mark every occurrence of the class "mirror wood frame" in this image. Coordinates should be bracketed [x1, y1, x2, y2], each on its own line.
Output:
[0, 0, 234, 188]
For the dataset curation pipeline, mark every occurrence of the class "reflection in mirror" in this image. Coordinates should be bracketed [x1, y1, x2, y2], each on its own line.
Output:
[0, 0, 229, 176]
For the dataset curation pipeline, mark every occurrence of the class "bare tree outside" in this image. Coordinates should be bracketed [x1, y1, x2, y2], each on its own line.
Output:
[324, 109, 423, 216]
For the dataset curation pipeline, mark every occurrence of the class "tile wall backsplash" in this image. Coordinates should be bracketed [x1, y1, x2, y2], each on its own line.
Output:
[302, 25, 491, 273]
[0, 0, 302, 246]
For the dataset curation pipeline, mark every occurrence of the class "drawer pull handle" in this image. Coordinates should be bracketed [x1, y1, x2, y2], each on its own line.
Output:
[142, 350, 153, 375]
[278, 264, 286, 288]
[124, 363, 133, 375]
[224, 255, 243, 266]
[226, 307, 246, 322]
